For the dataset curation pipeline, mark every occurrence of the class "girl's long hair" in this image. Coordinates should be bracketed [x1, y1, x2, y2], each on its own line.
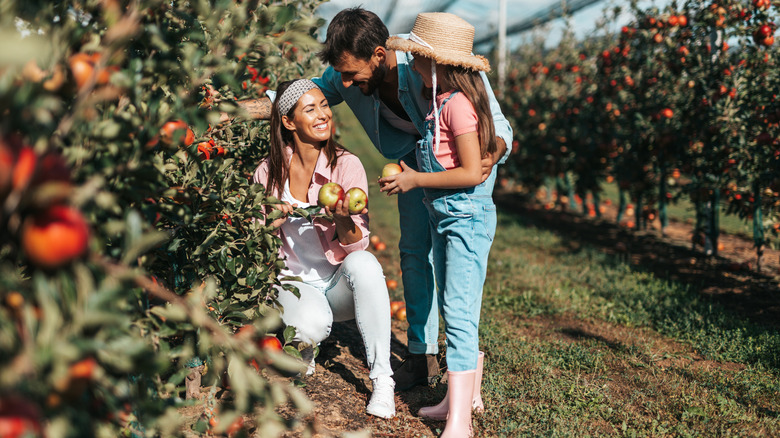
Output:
[437, 66, 497, 158]
[266, 80, 343, 197]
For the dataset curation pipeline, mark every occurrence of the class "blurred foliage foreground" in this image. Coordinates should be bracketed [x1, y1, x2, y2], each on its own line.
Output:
[0, 0, 329, 436]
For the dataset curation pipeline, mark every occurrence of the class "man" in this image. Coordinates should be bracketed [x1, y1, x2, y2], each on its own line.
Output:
[229, 7, 513, 391]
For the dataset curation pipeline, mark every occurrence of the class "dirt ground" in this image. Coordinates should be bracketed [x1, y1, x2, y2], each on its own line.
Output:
[182, 189, 780, 437]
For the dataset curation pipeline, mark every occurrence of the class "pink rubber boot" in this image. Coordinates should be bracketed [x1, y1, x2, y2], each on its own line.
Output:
[440, 370, 476, 438]
[418, 352, 484, 420]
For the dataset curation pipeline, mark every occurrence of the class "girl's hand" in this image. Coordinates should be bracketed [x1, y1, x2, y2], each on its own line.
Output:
[378, 160, 418, 195]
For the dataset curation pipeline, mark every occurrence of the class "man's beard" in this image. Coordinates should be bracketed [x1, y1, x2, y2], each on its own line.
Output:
[358, 63, 387, 96]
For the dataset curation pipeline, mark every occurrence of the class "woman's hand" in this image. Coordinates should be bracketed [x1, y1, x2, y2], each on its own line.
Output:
[378, 161, 418, 195]
[323, 194, 364, 245]
[270, 201, 296, 228]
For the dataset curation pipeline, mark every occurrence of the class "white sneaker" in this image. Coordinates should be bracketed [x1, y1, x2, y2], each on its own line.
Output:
[301, 346, 316, 376]
[366, 376, 395, 418]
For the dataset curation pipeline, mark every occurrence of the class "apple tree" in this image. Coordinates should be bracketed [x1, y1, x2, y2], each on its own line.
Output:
[0, 0, 327, 436]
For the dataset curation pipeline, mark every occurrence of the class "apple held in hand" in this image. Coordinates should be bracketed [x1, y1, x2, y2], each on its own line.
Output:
[346, 187, 367, 214]
[382, 163, 402, 178]
[318, 182, 346, 209]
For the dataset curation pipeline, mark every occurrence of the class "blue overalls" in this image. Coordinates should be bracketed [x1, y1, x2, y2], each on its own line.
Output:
[417, 92, 497, 372]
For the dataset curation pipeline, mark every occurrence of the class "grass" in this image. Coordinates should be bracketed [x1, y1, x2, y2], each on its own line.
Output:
[333, 105, 780, 437]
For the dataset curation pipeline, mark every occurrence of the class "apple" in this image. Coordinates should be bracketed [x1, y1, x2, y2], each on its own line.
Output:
[373, 241, 387, 251]
[12, 147, 37, 191]
[381, 163, 403, 178]
[389, 300, 404, 316]
[395, 306, 407, 322]
[159, 120, 195, 147]
[69, 357, 97, 380]
[197, 140, 213, 160]
[21, 205, 90, 269]
[68, 52, 118, 90]
[258, 335, 282, 351]
[386, 279, 398, 290]
[0, 396, 42, 438]
[0, 142, 14, 199]
[345, 187, 367, 214]
[318, 182, 345, 209]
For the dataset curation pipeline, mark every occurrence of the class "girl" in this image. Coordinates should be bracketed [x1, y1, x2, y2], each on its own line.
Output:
[253, 79, 395, 419]
[379, 13, 498, 437]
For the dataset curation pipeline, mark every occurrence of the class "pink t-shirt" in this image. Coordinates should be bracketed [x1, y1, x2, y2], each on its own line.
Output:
[428, 91, 479, 169]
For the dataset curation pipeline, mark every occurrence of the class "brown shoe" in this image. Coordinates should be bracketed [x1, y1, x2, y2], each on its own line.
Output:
[392, 353, 440, 391]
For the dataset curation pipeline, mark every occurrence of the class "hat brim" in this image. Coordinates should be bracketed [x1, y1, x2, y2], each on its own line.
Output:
[386, 36, 491, 72]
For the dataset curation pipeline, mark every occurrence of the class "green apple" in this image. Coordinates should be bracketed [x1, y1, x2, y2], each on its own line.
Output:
[346, 187, 368, 214]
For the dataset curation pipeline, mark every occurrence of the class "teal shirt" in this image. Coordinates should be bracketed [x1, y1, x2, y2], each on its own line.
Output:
[313, 41, 513, 162]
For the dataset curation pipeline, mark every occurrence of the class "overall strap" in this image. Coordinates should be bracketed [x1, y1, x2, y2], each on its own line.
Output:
[430, 90, 461, 117]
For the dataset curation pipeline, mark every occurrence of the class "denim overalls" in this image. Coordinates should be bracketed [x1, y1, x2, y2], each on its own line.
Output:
[417, 92, 498, 372]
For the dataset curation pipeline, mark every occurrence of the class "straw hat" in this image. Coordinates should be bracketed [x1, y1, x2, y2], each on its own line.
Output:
[386, 12, 490, 72]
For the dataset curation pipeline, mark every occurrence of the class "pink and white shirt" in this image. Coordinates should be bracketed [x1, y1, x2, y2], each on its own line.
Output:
[253, 146, 370, 267]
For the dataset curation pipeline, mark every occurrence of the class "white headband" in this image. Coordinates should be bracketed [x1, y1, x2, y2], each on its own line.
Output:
[277, 79, 319, 115]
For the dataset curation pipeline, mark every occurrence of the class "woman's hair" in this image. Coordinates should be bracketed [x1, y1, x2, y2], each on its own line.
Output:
[437, 66, 497, 158]
[318, 7, 389, 65]
[266, 80, 343, 197]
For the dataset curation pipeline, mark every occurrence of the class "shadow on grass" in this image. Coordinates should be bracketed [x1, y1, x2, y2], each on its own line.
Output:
[494, 190, 780, 371]
[495, 191, 780, 330]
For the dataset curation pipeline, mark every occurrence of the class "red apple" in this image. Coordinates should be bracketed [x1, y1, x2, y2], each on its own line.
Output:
[12, 146, 37, 191]
[345, 187, 367, 214]
[395, 306, 407, 322]
[758, 24, 773, 38]
[22, 205, 90, 269]
[69, 357, 97, 380]
[381, 163, 403, 178]
[159, 120, 195, 147]
[318, 182, 345, 209]
[258, 335, 282, 351]
[0, 142, 15, 200]
[0, 396, 42, 438]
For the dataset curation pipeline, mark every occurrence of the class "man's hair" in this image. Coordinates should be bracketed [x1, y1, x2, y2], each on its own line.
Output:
[318, 7, 389, 65]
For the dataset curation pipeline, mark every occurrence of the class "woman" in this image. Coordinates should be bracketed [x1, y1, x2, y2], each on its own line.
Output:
[252, 79, 395, 419]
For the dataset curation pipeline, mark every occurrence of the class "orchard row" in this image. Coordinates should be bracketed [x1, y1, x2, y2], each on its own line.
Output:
[499, 0, 780, 260]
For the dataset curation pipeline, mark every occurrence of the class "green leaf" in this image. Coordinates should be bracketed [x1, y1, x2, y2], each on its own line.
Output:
[193, 224, 221, 256]
[283, 325, 296, 344]
[122, 230, 171, 264]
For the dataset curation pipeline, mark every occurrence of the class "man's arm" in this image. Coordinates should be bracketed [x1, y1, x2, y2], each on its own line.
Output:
[218, 97, 273, 123]
[218, 68, 345, 124]
[478, 70, 513, 165]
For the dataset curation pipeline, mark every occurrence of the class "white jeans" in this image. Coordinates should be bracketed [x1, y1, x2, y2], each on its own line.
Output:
[275, 251, 393, 380]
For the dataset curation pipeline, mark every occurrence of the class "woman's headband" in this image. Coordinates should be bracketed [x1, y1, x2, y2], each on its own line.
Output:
[277, 79, 319, 116]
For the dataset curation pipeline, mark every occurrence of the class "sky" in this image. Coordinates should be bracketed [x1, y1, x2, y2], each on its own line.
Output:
[315, 0, 674, 52]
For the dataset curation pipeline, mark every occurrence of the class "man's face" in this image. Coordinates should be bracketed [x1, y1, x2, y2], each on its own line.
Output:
[333, 51, 386, 96]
